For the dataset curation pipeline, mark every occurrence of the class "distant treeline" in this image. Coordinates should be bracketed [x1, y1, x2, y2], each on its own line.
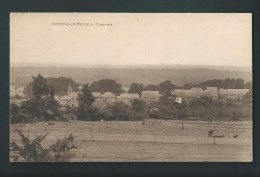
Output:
[181, 78, 252, 90]
[23, 77, 252, 98]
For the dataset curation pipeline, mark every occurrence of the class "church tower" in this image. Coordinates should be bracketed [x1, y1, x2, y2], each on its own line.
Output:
[68, 81, 73, 94]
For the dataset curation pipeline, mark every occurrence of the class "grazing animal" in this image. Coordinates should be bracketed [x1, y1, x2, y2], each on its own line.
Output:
[229, 135, 238, 138]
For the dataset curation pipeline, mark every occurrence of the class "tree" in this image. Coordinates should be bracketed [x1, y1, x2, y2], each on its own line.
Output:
[32, 74, 49, 100]
[144, 84, 158, 91]
[114, 83, 124, 96]
[158, 80, 175, 105]
[10, 103, 20, 123]
[77, 84, 100, 121]
[90, 79, 123, 95]
[20, 100, 41, 122]
[111, 102, 131, 120]
[78, 84, 95, 108]
[24, 77, 79, 98]
[234, 79, 245, 89]
[197, 78, 246, 89]
[19, 74, 60, 122]
[131, 99, 146, 113]
[45, 85, 59, 115]
[159, 80, 175, 96]
[181, 83, 195, 90]
[128, 83, 143, 95]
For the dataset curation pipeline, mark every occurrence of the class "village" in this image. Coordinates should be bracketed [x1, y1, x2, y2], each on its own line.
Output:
[10, 77, 251, 122]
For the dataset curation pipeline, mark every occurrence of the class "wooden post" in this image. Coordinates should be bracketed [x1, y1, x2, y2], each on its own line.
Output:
[136, 128, 137, 135]
[154, 133, 155, 143]
[214, 136, 216, 145]
[92, 133, 93, 141]
[182, 118, 184, 130]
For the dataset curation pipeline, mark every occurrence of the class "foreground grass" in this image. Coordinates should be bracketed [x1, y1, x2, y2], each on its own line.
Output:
[10, 119, 252, 162]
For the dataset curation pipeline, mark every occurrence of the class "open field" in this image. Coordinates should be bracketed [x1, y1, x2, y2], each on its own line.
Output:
[10, 119, 252, 162]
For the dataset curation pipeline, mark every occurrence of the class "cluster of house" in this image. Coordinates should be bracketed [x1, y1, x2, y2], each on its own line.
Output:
[58, 82, 141, 111]
[10, 82, 250, 111]
[56, 83, 250, 111]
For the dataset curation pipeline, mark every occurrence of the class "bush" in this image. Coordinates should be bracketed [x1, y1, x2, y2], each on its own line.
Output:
[111, 102, 132, 121]
[131, 99, 146, 113]
[10, 129, 76, 162]
[77, 106, 105, 121]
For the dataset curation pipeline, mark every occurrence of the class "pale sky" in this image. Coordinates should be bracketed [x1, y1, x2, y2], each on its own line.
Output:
[10, 13, 252, 67]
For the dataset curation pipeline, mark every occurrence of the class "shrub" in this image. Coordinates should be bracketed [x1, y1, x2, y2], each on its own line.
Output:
[10, 129, 76, 162]
[111, 102, 132, 121]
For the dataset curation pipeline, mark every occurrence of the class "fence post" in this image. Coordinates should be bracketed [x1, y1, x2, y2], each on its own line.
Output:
[182, 118, 184, 130]
[136, 128, 137, 135]
[154, 133, 155, 143]
[214, 136, 216, 145]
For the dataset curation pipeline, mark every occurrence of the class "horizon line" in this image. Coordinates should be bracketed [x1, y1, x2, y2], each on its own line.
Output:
[10, 62, 252, 69]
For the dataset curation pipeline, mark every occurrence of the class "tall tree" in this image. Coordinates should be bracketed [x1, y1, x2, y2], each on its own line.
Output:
[159, 80, 175, 96]
[78, 84, 95, 108]
[32, 74, 49, 100]
[45, 85, 59, 114]
[128, 83, 143, 95]
[158, 80, 175, 105]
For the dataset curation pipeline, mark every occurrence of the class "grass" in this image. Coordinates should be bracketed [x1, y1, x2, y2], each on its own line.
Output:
[10, 119, 252, 162]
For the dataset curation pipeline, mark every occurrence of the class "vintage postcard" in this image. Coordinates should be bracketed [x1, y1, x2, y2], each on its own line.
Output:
[9, 13, 252, 162]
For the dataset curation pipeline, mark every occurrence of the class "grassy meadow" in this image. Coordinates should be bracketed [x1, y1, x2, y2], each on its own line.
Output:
[10, 119, 252, 162]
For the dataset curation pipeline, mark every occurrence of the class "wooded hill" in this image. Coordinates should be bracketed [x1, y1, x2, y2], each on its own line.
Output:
[10, 65, 251, 87]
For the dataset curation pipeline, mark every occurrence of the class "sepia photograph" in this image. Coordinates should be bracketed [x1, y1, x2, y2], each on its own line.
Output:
[9, 13, 252, 162]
